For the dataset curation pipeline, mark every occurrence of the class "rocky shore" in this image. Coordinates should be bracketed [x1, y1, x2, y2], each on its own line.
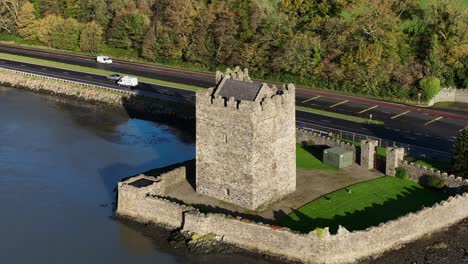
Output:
[117, 217, 293, 264]
[361, 217, 468, 264]
[0, 69, 195, 130]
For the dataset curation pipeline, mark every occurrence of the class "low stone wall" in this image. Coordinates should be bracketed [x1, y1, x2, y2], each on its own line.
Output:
[428, 88, 468, 106]
[0, 68, 195, 124]
[296, 128, 357, 162]
[117, 165, 468, 263]
[399, 160, 468, 192]
[116, 175, 190, 229]
[182, 193, 468, 263]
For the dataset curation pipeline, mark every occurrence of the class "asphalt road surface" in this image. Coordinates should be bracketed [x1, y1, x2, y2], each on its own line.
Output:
[1, 44, 467, 157]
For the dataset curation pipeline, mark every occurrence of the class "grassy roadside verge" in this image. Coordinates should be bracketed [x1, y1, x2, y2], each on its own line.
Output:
[297, 106, 384, 125]
[0, 52, 203, 92]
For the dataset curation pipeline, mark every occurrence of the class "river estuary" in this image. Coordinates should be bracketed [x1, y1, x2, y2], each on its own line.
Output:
[0, 88, 271, 264]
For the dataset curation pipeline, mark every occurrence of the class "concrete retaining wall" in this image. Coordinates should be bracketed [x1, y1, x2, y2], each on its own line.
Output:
[428, 88, 468, 106]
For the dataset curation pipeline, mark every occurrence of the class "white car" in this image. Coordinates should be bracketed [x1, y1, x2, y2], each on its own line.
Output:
[117, 76, 138, 88]
[96, 56, 113, 64]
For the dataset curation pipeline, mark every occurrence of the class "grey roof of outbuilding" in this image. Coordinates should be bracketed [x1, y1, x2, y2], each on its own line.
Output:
[216, 79, 263, 101]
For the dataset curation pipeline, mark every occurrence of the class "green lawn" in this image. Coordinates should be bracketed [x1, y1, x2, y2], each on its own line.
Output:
[0, 52, 203, 92]
[297, 144, 338, 171]
[296, 106, 384, 125]
[277, 176, 449, 233]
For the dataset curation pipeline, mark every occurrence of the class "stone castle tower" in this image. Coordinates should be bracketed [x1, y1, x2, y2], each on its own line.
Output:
[196, 67, 296, 210]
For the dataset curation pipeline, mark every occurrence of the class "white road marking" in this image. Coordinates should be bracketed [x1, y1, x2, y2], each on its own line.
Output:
[358, 105, 379, 114]
[330, 100, 349, 108]
[424, 116, 444, 126]
[391, 111, 410, 119]
[302, 96, 321, 103]
[320, 119, 331, 123]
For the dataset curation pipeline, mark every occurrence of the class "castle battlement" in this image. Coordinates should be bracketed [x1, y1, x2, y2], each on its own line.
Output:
[196, 67, 296, 210]
[197, 76, 295, 114]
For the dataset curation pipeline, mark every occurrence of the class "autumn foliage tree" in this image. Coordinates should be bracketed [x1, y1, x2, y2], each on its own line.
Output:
[2, 0, 467, 99]
[79, 21, 102, 53]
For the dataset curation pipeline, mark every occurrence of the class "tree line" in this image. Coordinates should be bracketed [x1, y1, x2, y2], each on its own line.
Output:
[0, 0, 467, 100]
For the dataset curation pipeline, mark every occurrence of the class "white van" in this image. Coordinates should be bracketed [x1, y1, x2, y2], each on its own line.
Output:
[117, 76, 138, 88]
[96, 56, 113, 64]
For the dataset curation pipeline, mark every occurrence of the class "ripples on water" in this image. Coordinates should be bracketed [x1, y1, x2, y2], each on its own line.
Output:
[0, 88, 276, 264]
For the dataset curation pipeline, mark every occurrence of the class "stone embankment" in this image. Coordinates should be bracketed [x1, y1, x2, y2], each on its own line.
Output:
[116, 164, 468, 264]
[0, 68, 195, 125]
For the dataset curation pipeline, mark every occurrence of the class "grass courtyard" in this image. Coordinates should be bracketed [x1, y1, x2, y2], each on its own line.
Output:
[296, 144, 337, 171]
[277, 176, 449, 234]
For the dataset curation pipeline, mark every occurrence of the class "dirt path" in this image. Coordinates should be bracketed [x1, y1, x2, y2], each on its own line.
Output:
[360, 218, 468, 264]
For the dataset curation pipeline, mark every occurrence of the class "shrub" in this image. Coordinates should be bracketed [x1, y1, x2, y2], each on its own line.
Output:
[395, 167, 408, 180]
[315, 227, 325, 238]
[425, 174, 446, 189]
[418, 77, 441, 101]
[452, 128, 468, 178]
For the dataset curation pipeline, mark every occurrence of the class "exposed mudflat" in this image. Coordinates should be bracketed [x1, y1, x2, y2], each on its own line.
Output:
[361, 218, 468, 264]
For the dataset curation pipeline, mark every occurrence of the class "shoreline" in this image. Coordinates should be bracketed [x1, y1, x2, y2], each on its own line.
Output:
[116, 215, 294, 264]
[0, 68, 196, 133]
[2, 70, 467, 263]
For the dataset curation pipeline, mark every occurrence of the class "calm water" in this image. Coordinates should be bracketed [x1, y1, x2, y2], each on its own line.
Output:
[0, 88, 270, 264]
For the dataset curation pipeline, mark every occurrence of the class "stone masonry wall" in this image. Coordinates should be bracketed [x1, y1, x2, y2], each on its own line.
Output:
[251, 84, 296, 208]
[181, 192, 468, 264]
[399, 160, 468, 192]
[428, 88, 468, 106]
[116, 173, 190, 229]
[117, 172, 468, 264]
[360, 140, 378, 169]
[196, 80, 296, 210]
[296, 129, 357, 162]
[385, 147, 405, 176]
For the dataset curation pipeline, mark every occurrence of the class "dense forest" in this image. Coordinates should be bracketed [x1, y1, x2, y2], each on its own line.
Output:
[0, 0, 467, 100]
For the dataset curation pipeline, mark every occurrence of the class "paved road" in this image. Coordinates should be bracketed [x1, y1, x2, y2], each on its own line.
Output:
[1, 44, 466, 119]
[1, 44, 467, 156]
